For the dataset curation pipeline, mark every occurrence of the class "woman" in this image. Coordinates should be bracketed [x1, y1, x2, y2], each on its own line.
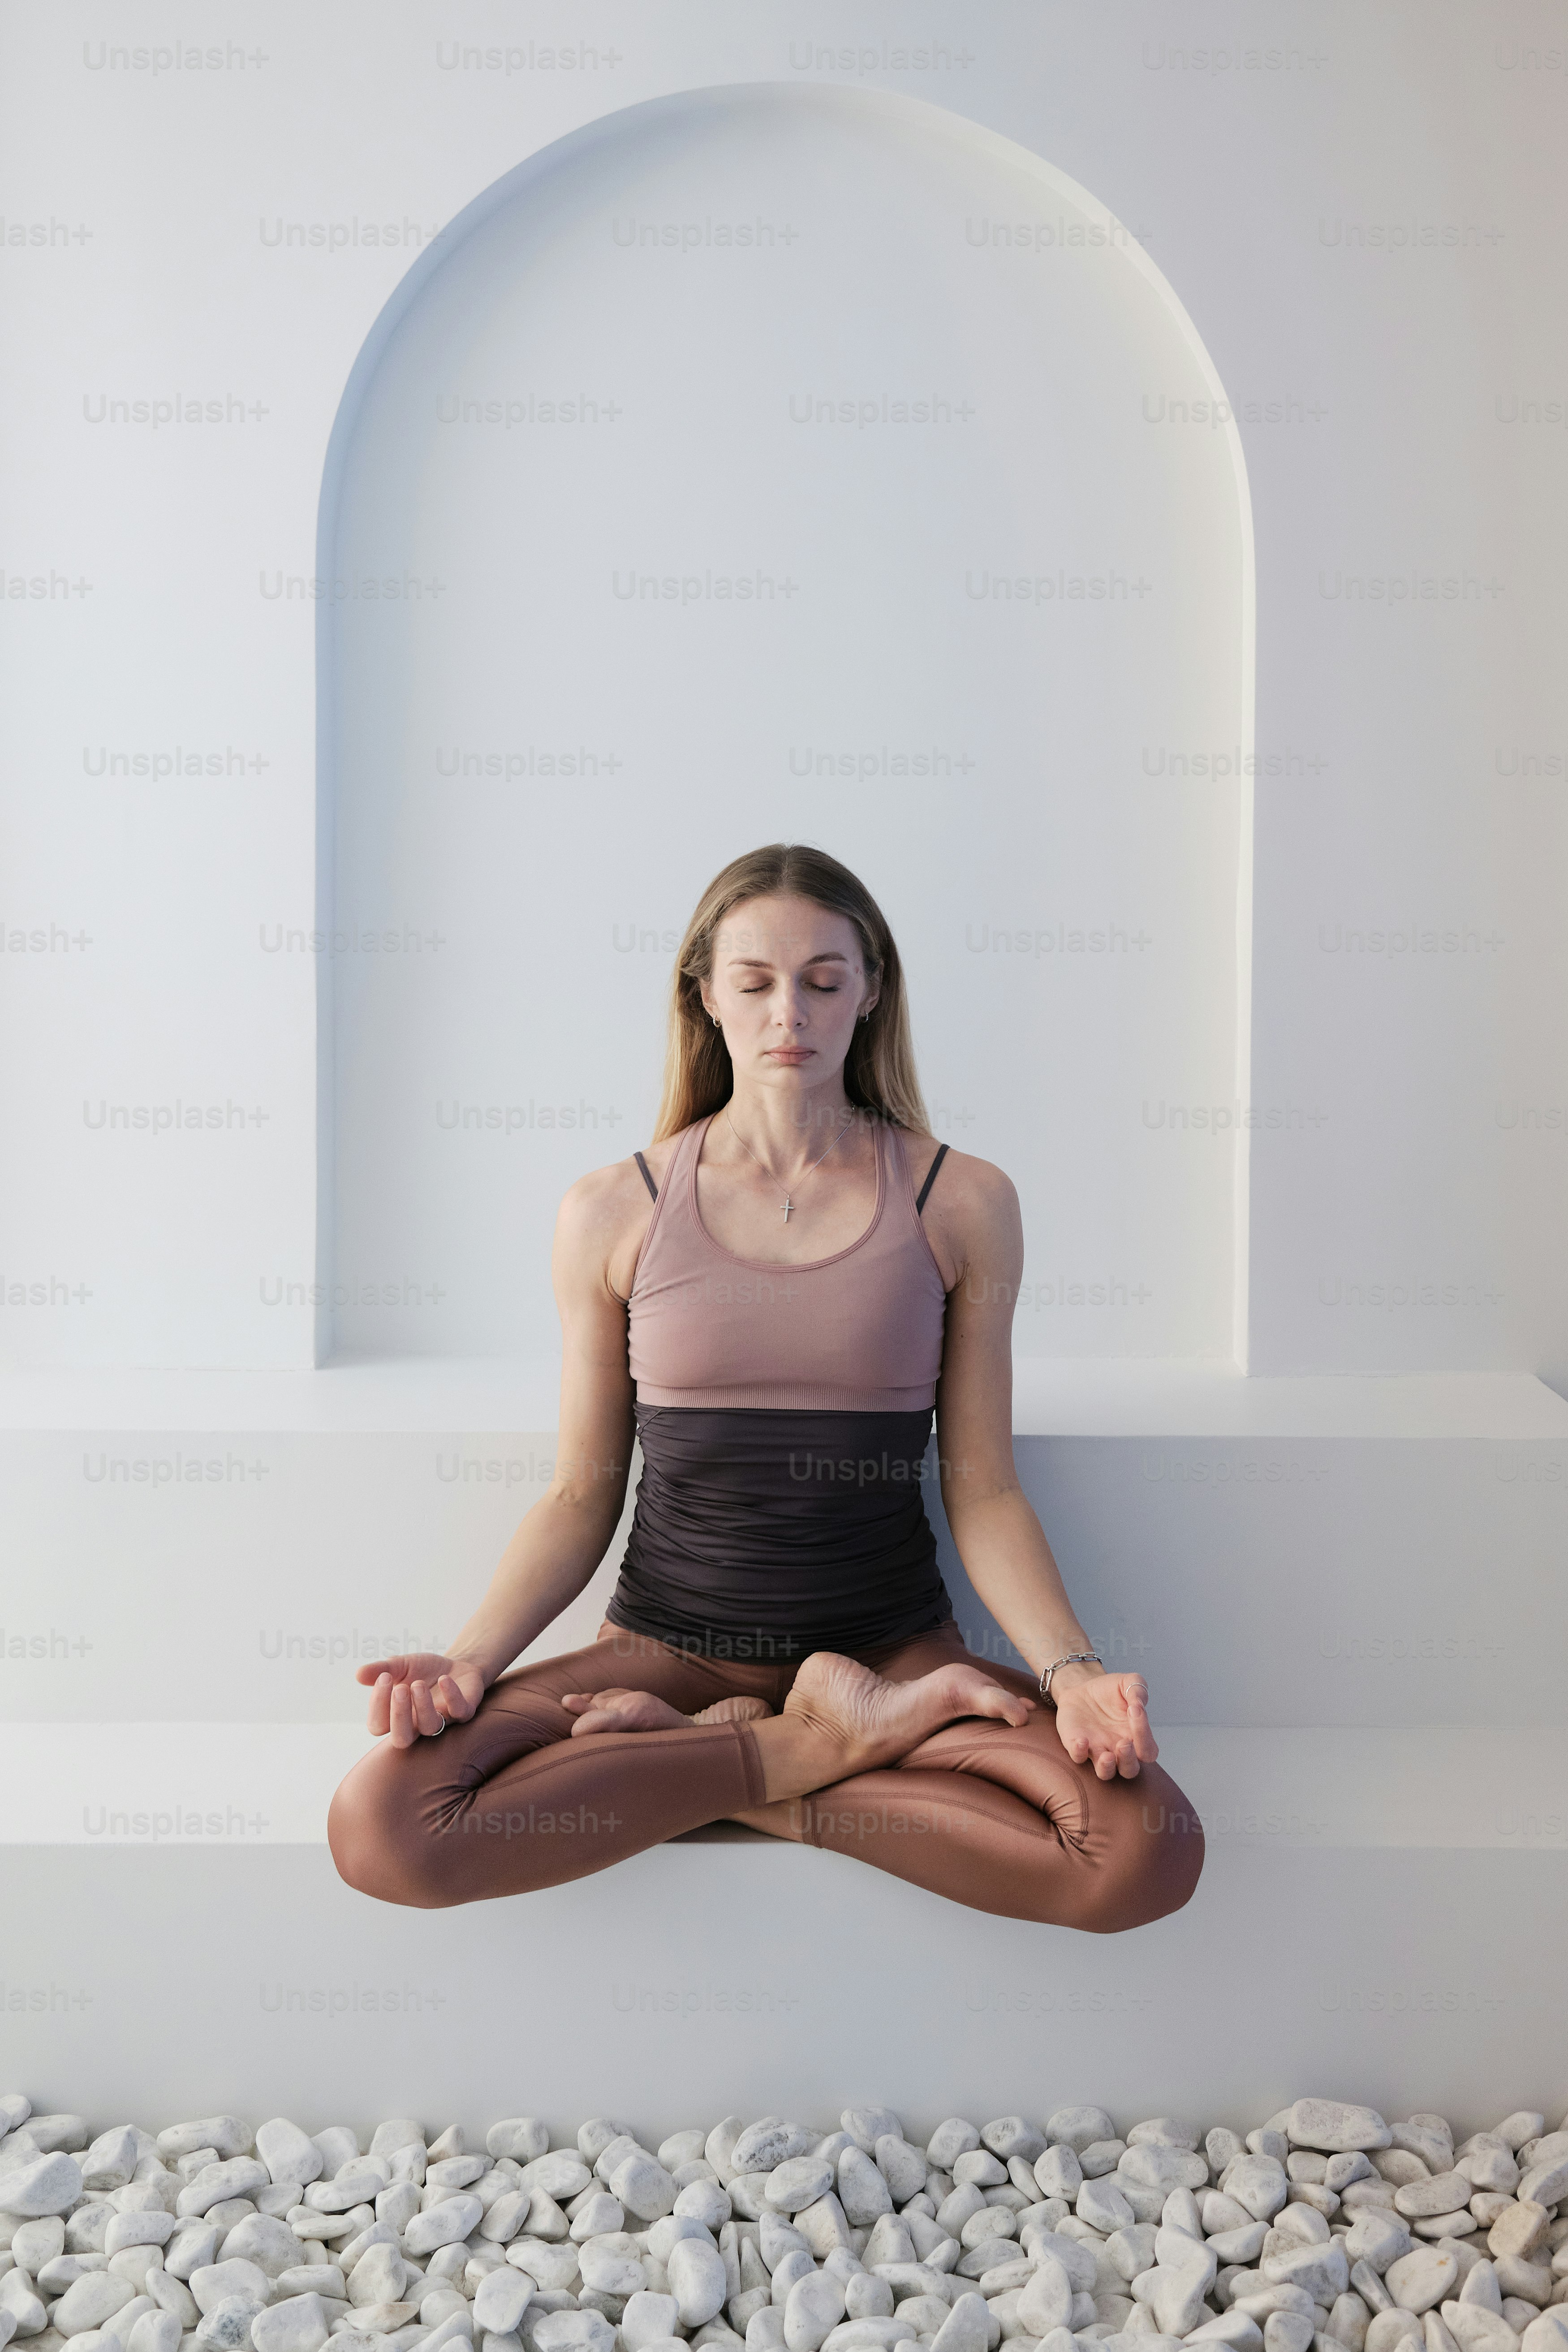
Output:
[327, 844, 1204, 1927]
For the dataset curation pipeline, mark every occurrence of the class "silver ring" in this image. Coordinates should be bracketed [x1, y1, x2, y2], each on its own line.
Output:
[428, 1713, 447, 1736]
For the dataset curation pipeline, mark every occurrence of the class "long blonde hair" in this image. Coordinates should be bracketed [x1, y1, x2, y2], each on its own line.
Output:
[653, 844, 930, 1141]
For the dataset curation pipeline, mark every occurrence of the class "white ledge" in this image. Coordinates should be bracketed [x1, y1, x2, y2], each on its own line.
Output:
[0, 1357, 1564, 1438]
[4, 1721, 1564, 1851]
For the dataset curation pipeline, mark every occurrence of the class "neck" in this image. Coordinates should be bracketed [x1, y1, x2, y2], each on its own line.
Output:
[723, 1081, 862, 1173]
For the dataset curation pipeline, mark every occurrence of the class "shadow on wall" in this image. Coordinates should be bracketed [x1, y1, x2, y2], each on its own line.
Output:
[315, 82, 1254, 1368]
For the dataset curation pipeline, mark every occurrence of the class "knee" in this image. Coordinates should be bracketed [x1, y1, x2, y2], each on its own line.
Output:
[1072, 1766, 1205, 1933]
[327, 1760, 452, 1910]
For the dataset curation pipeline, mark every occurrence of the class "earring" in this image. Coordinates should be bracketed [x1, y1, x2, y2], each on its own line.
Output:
[709, 1012, 720, 1028]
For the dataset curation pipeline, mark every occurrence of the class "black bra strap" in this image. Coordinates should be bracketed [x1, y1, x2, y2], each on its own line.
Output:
[633, 1150, 658, 1203]
[914, 1142, 949, 1217]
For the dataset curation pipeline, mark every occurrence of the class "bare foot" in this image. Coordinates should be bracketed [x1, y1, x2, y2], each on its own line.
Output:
[561, 1687, 688, 1737]
[561, 1688, 775, 1737]
[690, 1694, 775, 1727]
[779, 1652, 1035, 1780]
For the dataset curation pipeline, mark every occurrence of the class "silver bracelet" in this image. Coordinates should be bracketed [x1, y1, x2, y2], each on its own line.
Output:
[1038, 1652, 1101, 1700]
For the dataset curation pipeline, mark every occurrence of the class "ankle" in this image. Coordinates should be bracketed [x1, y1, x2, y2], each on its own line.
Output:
[750, 1711, 850, 1805]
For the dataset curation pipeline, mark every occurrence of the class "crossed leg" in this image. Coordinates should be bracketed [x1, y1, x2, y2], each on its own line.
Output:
[328, 1618, 1204, 1928]
[327, 1624, 786, 1908]
[728, 1623, 1206, 1929]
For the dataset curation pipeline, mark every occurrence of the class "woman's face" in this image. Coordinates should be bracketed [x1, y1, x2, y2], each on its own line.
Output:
[701, 893, 877, 1093]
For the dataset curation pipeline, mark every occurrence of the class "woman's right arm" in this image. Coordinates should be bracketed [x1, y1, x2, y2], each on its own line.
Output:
[358, 1165, 642, 1746]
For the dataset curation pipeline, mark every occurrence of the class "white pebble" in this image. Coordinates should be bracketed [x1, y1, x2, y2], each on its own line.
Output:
[1388, 2253, 1461, 2315]
[0, 2156, 85, 2219]
[930, 2290, 991, 2352]
[404, 2199, 483, 2257]
[611, 2160, 678, 2227]
[770, 2168, 836, 2218]
[53, 2277, 138, 2337]
[531, 2313, 615, 2352]
[785, 2274, 847, 2352]
[124, 2313, 179, 2352]
[1018, 2263, 1075, 2338]
[1440, 2310, 1518, 2352]
[1288, 2109, 1392, 2158]
[251, 2296, 329, 2352]
[622, 2294, 682, 2351]
[667, 2239, 729, 2328]
[158, 2125, 249, 2166]
[193, 2294, 265, 2351]
[675, 2184, 731, 2230]
[0, 2278, 48, 2337]
[189, 2262, 271, 2317]
[733, 2132, 818, 2178]
[12, 2221, 67, 2271]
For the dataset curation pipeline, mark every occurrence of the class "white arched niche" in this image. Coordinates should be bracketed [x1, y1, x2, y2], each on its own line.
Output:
[316, 82, 1254, 1370]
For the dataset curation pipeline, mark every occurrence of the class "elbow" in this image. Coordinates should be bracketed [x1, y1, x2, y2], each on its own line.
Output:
[541, 1473, 627, 1542]
[941, 1475, 1027, 1531]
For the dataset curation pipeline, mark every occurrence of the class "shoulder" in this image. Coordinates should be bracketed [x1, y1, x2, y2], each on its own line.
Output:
[554, 1125, 696, 1259]
[895, 1132, 1019, 1292]
[898, 1132, 1018, 1220]
[556, 1153, 652, 1246]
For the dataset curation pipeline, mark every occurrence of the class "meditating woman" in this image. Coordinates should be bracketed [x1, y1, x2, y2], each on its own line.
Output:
[327, 844, 1204, 1927]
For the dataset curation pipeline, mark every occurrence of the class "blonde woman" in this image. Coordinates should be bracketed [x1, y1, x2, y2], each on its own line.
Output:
[328, 844, 1203, 1926]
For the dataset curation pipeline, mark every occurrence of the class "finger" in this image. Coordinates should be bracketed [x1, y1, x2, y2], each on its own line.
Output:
[1126, 1697, 1160, 1762]
[984, 1688, 1035, 1726]
[366, 1671, 392, 1736]
[1061, 1726, 1091, 1766]
[1094, 1743, 1119, 1782]
[388, 1679, 414, 1751]
[1117, 1738, 1140, 1779]
[569, 1707, 618, 1738]
[436, 1674, 474, 1724]
[409, 1679, 443, 1739]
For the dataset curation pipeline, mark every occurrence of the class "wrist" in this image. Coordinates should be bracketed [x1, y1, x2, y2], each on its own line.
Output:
[1037, 1653, 1104, 1703]
[446, 1641, 501, 1688]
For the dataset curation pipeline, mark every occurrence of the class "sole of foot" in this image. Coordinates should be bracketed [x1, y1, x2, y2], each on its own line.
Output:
[780, 1651, 1034, 1776]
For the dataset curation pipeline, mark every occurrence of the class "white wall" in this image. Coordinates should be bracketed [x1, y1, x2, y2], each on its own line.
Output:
[324, 84, 1251, 1364]
[1, 0, 1564, 1386]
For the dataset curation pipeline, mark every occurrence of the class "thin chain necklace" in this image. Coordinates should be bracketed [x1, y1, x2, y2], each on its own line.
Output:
[724, 1104, 857, 1222]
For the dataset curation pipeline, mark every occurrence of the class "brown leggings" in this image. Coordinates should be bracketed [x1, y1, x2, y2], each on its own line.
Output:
[327, 1620, 1204, 1930]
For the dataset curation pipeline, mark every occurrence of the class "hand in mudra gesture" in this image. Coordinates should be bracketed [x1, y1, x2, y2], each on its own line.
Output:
[1053, 1671, 1159, 1781]
[358, 1653, 486, 1748]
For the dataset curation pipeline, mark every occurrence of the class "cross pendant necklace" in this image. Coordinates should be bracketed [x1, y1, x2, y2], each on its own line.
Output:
[725, 1106, 855, 1221]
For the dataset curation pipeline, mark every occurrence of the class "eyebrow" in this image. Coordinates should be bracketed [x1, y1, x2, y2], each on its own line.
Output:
[726, 951, 851, 969]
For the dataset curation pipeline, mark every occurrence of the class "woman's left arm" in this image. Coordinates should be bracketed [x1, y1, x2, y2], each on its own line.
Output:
[931, 1156, 1159, 1782]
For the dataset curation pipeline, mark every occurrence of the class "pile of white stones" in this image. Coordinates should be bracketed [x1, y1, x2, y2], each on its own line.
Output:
[3, 2099, 1566, 2352]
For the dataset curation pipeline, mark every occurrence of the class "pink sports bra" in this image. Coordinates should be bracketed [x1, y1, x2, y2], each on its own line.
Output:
[627, 1114, 951, 1412]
